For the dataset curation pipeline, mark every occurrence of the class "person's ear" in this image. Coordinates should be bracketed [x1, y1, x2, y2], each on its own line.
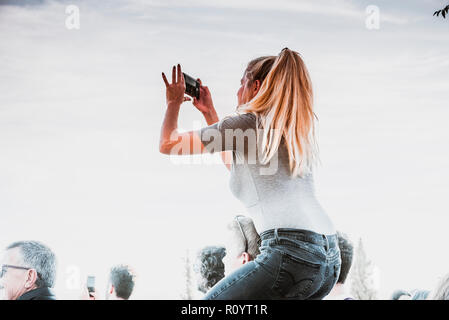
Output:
[109, 284, 114, 295]
[241, 252, 250, 265]
[24, 269, 37, 289]
[253, 80, 261, 94]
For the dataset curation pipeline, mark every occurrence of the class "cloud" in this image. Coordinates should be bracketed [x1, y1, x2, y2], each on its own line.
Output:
[121, 0, 415, 25]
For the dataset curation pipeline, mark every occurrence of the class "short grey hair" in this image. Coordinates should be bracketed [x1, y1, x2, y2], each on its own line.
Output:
[109, 265, 136, 300]
[227, 216, 260, 259]
[6, 241, 57, 288]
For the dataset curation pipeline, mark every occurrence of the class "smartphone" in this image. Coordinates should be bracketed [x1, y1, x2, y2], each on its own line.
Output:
[87, 275, 95, 295]
[182, 72, 200, 100]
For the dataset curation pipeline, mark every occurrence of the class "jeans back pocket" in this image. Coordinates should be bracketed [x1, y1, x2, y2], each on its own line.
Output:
[272, 251, 323, 299]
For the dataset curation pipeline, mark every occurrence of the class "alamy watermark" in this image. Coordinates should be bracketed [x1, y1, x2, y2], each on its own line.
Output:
[167, 124, 281, 176]
[366, 5, 380, 30]
[65, 264, 82, 290]
[65, 5, 80, 30]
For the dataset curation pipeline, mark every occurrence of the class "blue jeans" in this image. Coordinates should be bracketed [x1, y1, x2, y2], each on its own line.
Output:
[203, 228, 341, 300]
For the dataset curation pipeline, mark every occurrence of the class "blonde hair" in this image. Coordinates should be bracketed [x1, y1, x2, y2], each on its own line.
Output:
[237, 48, 319, 177]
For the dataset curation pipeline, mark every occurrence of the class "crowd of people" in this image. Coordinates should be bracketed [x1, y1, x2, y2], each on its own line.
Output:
[0, 241, 135, 300]
[1, 216, 449, 300]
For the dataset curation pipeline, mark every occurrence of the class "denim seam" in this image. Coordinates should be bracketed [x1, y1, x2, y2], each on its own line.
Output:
[262, 239, 325, 260]
[275, 240, 327, 260]
[328, 252, 341, 264]
[271, 251, 289, 297]
[253, 248, 279, 283]
[262, 234, 330, 248]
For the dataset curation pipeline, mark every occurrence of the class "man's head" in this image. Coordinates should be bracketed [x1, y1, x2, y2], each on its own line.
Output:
[222, 215, 260, 275]
[336, 231, 354, 285]
[194, 246, 226, 293]
[0, 241, 57, 300]
[106, 265, 136, 300]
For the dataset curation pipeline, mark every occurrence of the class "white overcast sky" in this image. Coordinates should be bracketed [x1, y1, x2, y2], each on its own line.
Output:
[0, 0, 448, 299]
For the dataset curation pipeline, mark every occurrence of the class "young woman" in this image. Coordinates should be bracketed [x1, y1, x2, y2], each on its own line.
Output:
[160, 48, 341, 300]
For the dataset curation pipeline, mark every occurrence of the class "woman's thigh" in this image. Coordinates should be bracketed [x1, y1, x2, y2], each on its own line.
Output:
[203, 259, 277, 300]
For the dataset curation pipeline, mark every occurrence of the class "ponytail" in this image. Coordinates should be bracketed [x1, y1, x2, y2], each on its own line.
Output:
[237, 48, 318, 177]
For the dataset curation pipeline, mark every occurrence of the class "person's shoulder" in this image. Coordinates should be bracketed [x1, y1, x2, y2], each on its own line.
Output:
[18, 287, 57, 300]
[33, 295, 57, 300]
[222, 112, 257, 121]
[219, 112, 258, 130]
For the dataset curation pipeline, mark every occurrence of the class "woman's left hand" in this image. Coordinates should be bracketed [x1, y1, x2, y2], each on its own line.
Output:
[162, 64, 191, 106]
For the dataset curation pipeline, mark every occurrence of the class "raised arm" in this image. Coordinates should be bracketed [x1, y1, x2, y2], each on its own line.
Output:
[159, 64, 232, 170]
[192, 78, 232, 171]
[159, 64, 194, 153]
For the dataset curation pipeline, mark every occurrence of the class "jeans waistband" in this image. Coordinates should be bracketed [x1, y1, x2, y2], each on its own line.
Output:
[260, 228, 338, 248]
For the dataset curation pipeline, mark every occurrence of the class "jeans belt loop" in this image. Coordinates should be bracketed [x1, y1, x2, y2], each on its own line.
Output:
[323, 234, 329, 251]
[274, 228, 279, 244]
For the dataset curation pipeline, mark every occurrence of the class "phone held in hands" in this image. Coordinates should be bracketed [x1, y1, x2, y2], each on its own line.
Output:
[182, 72, 200, 100]
[87, 275, 95, 297]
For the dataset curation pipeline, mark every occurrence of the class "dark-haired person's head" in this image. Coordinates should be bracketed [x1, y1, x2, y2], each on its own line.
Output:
[194, 246, 226, 294]
[337, 231, 354, 284]
[106, 265, 136, 300]
[0, 241, 57, 300]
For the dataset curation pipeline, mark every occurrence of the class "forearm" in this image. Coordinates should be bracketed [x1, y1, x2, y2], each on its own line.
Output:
[160, 102, 181, 148]
[202, 109, 219, 125]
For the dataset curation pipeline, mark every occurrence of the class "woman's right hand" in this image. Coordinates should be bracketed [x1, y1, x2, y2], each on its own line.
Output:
[192, 79, 216, 116]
